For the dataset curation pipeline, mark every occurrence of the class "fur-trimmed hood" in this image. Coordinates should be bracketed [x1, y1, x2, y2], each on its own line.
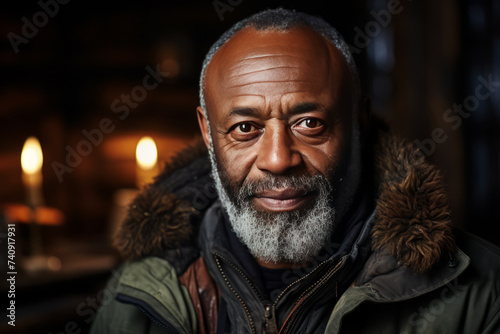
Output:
[114, 121, 455, 274]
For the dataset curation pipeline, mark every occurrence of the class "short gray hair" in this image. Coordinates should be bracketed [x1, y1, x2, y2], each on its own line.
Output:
[198, 8, 361, 114]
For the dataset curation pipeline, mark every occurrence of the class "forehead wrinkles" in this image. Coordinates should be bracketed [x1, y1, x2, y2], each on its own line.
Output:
[224, 54, 328, 91]
[204, 27, 344, 112]
[225, 53, 331, 99]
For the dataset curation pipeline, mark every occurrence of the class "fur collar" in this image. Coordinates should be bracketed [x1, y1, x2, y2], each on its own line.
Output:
[114, 122, 455, 273]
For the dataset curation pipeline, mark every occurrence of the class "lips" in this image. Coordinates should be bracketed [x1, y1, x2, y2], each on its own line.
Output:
[252, 188, 311, 212]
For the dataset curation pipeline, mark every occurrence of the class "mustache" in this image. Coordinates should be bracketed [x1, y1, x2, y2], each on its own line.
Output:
[237, 174, 332, 200]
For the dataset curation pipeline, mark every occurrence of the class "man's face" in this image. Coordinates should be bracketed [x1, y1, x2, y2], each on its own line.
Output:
[198, 26, 359, 265]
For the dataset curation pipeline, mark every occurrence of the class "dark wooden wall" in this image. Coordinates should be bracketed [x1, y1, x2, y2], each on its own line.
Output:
[0, 0, 499, 330]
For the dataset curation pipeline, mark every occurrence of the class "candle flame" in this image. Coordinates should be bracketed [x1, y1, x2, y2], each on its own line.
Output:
[21, 137, 43, 174]
[136, 136, 157, 170]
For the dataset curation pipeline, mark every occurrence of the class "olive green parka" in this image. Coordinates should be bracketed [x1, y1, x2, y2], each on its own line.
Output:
[91, 124, 500, 333]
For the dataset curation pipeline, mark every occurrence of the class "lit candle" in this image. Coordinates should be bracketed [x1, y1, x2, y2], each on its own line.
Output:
[135, 136, 159, 188]
[21, 136, 44, 208]
[20, 136, 45, 259]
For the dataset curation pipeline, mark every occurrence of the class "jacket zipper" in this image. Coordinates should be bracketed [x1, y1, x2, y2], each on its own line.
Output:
[214, 253, 257, 334]
[265, 303, 279, 333]
[214, 252, 345, 334]
[136, 304, 179, 333]
[214, 252, 280, 333]
[272, 257, 339, 305]
[279, 259, 345, 333]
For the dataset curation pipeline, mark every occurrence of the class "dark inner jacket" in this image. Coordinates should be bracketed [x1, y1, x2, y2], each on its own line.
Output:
[93, 118, 500, 334]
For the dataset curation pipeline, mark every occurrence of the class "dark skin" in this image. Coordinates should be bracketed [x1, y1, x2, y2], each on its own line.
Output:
[197, 26, 366, 268]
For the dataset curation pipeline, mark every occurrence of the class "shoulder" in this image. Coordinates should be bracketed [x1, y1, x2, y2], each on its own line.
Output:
[116, 256, 194, 298]
[91, 256, 198, 334]
[451, 228, 500, 331]
[89, 259, 166, 334]
[454, 227, 500, 283]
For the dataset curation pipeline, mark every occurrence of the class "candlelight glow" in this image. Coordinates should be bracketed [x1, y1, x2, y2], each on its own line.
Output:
[21, 137, 43, 174]
[136, 136, 157, 170]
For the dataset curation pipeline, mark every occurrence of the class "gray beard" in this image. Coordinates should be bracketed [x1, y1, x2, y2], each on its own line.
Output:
[206, 124, 362, 265]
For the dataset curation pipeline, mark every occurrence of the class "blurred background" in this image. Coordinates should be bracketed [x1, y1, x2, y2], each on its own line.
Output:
[1, 0, 499, 332]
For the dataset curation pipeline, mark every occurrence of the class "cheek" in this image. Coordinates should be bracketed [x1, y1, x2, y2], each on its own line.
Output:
[304, 127, 350, 178]
[212, 137, 256, 185]
[303, 146, 340, 177]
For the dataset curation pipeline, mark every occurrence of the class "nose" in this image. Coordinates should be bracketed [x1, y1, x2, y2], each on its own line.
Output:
[255, 124, 302, 175]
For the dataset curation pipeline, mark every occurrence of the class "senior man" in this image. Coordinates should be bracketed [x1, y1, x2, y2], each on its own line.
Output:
[91, 8, 500, 334]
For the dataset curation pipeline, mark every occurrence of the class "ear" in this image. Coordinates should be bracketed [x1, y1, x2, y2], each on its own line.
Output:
[358, 94, 372, 133]
[197, 106, 211, 150]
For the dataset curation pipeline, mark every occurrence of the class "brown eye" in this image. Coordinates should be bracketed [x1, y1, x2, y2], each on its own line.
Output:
[293, 117, 325, 137]
[304, 118, 319, 128]
[297, 118, 322, 128]
[238, 123, 252, 132]
[229, 122, 261, 141]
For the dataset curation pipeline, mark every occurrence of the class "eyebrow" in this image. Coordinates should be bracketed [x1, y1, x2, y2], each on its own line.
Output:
[289, 102, 323, 115]
[229, 107, 260, 118]
[228, 102, 324, 118]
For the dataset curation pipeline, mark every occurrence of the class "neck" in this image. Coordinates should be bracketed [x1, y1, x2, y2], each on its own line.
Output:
[256, 258, 309, 269]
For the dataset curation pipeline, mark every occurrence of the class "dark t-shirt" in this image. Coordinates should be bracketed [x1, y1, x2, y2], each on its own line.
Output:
[258, 265, 293, 301]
